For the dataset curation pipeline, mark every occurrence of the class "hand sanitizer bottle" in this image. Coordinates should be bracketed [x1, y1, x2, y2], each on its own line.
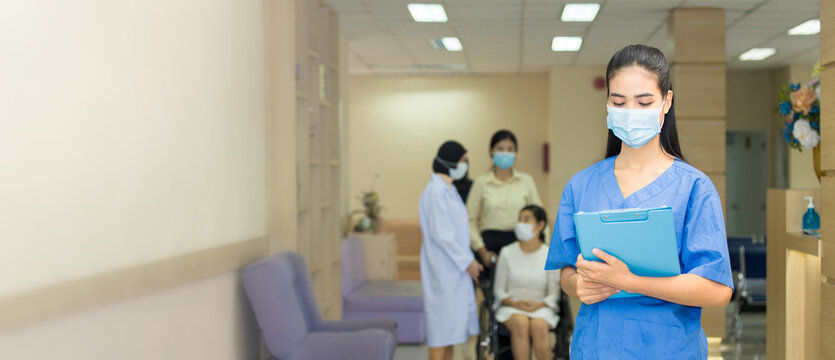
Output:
[802, 196, 821, 237]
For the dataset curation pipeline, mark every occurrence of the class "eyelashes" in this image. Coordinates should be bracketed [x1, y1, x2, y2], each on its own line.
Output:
[611, 103, 653, 107]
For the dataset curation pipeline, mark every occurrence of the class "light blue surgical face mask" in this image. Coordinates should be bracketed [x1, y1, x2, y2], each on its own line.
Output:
[606, 99, 666, 149]
[492, 152, 515, 170]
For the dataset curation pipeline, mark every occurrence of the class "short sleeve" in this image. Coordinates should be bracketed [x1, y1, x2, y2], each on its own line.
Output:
[544, 183, 579, 270]
[681, 178, 734, 290]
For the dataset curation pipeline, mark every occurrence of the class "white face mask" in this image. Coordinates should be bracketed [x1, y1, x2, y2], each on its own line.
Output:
[514, 222, 536, 242]
[449, 162, 468, 180]
[436, 157, 468, 180]
[606, 99, 666, 149]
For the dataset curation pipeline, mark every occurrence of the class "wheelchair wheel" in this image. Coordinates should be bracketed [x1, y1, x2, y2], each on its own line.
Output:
[476, 298, 495, 360]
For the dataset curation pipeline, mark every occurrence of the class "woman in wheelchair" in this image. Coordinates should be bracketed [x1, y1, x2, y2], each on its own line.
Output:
[492, 205, 560, 360]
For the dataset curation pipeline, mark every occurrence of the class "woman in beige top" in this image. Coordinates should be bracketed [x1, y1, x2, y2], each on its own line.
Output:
[467, 130, 543, 272]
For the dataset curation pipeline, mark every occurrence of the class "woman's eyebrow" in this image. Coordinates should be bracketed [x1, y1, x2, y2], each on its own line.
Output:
[609, 93, 626, 98]
[635, 93, 654, 98]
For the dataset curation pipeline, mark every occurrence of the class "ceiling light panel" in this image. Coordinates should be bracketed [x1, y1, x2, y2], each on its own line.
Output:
[552, 36, 583, 51]
[561, 3, 600, 22]
[408, 3, 448, 22]
[738, 48, 776, 61]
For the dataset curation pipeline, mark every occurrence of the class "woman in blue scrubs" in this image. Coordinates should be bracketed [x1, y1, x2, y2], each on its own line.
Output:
[420, 141, 484, 360]
[545, 44, 733, 359]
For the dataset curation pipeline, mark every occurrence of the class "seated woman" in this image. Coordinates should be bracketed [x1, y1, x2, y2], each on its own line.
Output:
[493, 204, 560, 360]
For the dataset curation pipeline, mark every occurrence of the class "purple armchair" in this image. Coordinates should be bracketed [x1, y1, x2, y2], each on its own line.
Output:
[242, 252, 397, 360]
[342, 237, 425, 344]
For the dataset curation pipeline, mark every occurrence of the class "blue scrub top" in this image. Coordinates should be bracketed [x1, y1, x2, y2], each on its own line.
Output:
[545, 157, 733, 360]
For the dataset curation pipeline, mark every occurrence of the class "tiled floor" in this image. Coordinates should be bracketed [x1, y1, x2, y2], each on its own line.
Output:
[395, 308, 767, 360]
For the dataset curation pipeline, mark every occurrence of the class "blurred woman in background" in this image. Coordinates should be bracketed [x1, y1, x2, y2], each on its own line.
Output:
[419, 140, 483, 360]
[468, 130, 543, 273]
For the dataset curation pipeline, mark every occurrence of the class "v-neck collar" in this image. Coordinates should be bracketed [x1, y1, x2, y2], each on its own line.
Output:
[602, 156, 679, 209]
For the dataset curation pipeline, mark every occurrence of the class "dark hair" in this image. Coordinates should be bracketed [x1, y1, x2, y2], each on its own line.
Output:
[433, 140, 467, 174]
[520, 204, 548, 242]
[604, 44, 685, 161]
[489, 130, 518, 152]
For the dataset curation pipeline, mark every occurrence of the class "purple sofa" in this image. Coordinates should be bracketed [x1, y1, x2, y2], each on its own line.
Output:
[242, 251, 397, 360]
[341, 237, 425, 344]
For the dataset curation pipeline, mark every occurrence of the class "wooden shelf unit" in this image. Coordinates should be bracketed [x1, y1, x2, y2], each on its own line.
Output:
[294, 0, 341, 321]
[766, 189, 822, 360]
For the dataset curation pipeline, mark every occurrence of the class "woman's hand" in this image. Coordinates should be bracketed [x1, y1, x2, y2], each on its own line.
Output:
[466, 260, 483, 283]
[572, 273, 620, 305]
[516, 300, 547, 312]
[575, 249, 636, 290]
[476, 247, 497, 267]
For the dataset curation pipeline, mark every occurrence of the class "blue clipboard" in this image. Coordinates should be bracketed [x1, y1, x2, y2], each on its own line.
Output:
[573, 206, 680, 299]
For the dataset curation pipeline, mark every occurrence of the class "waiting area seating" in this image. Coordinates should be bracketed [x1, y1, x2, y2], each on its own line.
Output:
[341, 236, 426, 344]
[727, 235, 767, 341]
[242, 251, 397, 360]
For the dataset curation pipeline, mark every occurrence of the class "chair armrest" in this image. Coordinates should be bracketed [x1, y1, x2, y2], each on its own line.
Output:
[292, 329, 395, 360]
[317, 318, 397, 335]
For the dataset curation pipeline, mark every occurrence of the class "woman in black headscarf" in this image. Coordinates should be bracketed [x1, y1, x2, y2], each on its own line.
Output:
[419, 140, 483, 360]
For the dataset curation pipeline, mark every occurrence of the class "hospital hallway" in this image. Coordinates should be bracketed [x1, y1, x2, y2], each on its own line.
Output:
[1, 0, 833, 359]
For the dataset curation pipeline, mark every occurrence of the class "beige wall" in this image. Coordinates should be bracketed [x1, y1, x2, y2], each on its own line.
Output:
[348, 75, 550, 221]
[0, 273, 260, 360]
[0, 0, 267, 297]
[0, 0, 269, 358]
[547, 67, 608, 217]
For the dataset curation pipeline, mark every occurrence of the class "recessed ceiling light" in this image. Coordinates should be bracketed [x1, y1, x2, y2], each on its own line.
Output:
[408, 3, 448, 22]
[739, 48, 776, 61]
[430, 37, 463, 51]
[552, 36, 583, 51]
[561, 3, 600, 22]
[788, 19, 820, 35]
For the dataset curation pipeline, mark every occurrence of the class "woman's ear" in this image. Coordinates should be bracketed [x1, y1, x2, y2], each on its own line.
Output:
[535, 220, 546, 234]
[664, 90, 673, 114]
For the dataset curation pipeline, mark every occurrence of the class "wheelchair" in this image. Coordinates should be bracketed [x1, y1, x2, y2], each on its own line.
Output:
[475, 273, 573, 360]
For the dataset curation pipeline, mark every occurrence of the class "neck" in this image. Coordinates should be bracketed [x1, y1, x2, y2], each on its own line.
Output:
[519, 238, 542, 252]
[435, 173, 454, 186]
[494, 167, 513, 180]
[616, 138, 673, 170]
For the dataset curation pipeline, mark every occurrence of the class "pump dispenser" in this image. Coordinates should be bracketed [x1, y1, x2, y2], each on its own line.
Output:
[802, 196, 821, 237]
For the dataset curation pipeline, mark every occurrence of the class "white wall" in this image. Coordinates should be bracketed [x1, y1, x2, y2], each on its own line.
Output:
[348, 75, 550, 221]
[0, 0, 266, 296]
[0, 1, 268, 358]
[0, 273, 260, 360]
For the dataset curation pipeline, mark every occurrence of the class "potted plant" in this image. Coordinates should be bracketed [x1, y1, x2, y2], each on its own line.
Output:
[350, 174, 384, 233]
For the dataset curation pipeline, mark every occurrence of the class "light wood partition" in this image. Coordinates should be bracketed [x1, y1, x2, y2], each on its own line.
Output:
[820, 1, 835, 358]
[381, 219, 423, 280]
[265, 0, 298, 253]
[668, 7, 727, 341]
[292, 0, 342, 320]
[766, 189, 821, 360]
[352, 233, 398, 281]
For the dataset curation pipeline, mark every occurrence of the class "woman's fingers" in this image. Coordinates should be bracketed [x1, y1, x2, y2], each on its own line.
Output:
[579, 288, 620, 305]
[580, 292, 619, 305]
[578, 286, 618, 297]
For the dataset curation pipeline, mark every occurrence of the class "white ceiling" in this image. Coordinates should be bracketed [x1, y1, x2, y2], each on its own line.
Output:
[324, 0, 821, 75]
